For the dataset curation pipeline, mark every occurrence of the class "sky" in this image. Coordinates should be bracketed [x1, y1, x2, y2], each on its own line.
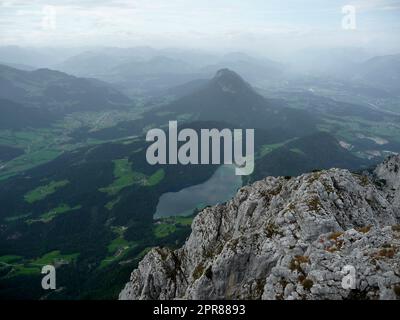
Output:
[0, 0, 399, 55]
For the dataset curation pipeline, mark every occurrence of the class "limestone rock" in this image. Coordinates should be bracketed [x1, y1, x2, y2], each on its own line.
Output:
[120, 155, 400, 300]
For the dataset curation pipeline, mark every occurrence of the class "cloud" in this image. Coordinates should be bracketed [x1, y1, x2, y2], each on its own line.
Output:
[350, 0, 400, 11]
[0, 0, 399, 52]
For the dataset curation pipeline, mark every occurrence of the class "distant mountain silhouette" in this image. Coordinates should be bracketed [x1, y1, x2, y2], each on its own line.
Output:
[113, 56, 193, 77]
[162, 69, 317, 136]
[354, 54, 400, 93]
[201, 55, 283, 82]
[0, 64, 132, 113]
[57, 49, 284, 95]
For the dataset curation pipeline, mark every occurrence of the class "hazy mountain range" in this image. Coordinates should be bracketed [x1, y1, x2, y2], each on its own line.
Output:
[3, 46, 399, 97]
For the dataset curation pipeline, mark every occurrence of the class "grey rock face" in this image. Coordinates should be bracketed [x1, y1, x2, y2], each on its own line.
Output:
[120, 155, 400, 300]
[374, 155, 400, 209]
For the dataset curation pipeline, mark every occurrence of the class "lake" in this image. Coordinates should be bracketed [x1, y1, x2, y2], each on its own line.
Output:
[154, 165, 242, 218]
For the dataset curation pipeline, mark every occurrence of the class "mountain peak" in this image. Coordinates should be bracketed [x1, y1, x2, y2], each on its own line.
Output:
[211, 68, 252, 93]
[214, 68, 244, 82]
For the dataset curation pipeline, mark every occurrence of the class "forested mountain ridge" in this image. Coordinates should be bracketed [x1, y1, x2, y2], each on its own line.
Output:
[0, 64, 132, 114]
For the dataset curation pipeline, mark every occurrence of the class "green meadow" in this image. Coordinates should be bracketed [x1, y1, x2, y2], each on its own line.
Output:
[24, 180, 69, 203]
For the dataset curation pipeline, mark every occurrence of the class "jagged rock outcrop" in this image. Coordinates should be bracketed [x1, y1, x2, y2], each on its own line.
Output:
[374, 155, 400, 208]
[120, 155, 400, 300]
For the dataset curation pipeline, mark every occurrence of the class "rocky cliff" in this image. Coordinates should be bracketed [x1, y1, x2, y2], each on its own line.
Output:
[120, 155, 400, 300]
